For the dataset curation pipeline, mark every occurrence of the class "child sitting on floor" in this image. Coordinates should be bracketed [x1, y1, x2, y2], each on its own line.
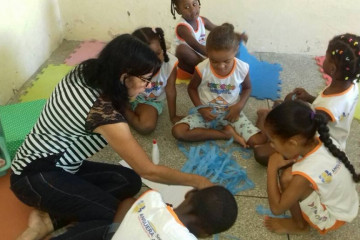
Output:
[264, 100, 359, 235]
[170, 0, 247, 79]
[125, 27, 184, 134]
[255, 33, 360, 166]
[111, 186, 238, 239]
[172, 23, 267, 148]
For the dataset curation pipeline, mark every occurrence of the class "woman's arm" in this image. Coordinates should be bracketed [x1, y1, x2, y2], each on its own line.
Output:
[176, 25, 207, 56]
[267, 153, 312, 215]
[165, 66, 184, 124]
[94, 122, 213, 189]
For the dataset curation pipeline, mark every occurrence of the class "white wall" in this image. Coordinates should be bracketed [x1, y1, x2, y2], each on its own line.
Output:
[1, 0, 359, 104]
[0, 0, 63, 105]
[59, 0, 360, 55]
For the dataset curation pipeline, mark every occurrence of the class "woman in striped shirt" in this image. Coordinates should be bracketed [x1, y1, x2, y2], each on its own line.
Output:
[11, 34, 213, 240]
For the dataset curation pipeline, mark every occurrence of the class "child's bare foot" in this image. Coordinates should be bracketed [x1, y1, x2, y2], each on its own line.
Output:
[264, 216, 309, 235]
[17, 209, 54, 240]
[222, 125, 248, 148]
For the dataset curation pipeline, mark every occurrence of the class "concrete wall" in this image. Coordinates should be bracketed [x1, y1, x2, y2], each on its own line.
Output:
[59, 0, 360, 55]
[0, 0, 63, 105]
[1, 0, 360, 104]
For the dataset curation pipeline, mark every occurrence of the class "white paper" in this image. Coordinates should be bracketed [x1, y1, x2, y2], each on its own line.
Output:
[119, 160, 193, 207]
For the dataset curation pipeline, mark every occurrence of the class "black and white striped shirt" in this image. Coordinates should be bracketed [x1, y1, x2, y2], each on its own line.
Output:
[11, 64, 120, 175]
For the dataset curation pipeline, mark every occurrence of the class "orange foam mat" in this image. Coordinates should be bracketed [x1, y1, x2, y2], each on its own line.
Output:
[0, 171, 32, 239]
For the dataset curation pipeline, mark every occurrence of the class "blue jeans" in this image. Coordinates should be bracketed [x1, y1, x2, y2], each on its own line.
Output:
[10, 155, 142, 239]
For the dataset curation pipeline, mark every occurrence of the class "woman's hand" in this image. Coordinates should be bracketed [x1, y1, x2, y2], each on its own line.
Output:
[196, 176, 215, 189]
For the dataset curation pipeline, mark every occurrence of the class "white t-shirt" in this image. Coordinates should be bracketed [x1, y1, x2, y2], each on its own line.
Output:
[312, 80, 359, 150]
[195, 58, 249, 109]
[292, 142, 359, 222]
[172, 16, 206, 56]
[112, 190, 197, 240]
[139, 53, 177, 101]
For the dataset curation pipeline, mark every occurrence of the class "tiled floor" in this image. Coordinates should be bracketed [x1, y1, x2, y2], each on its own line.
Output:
[10, 40, 360, 240]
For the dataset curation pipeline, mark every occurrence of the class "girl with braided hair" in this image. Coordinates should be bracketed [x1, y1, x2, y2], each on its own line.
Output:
[264, 100, 359, 235]
[170, 0, 216, 79]
[255, 33, 360, 165]
[125, 27, 185, 134]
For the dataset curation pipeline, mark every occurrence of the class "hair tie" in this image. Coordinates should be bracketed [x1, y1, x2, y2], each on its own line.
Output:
[310, 111, 315, 120]
[152, 27, 157, 34]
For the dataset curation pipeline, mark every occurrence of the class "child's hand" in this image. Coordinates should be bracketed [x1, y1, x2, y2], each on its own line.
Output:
[268, 152, 295, 170]
[171, 115, 185, 124]
[240, 32, 248, 44]
[198, 108, 217, 122]
[224, 106, 241, 123]
[291, 88, 313, 102]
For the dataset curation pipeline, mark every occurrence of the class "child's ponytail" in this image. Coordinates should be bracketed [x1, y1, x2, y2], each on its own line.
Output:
[314, 112, 360, 182]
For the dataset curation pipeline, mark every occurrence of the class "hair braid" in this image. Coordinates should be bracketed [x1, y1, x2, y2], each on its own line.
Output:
[314, 112, 360, 182]
[171, 0, 177, 19]
[155, 28, 169, 62]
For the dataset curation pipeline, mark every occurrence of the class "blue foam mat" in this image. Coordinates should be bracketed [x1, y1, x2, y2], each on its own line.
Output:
[237, 43, 282, 100]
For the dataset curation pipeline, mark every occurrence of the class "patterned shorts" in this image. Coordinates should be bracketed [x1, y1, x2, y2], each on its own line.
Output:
[175, 111, 260, 142]
[130, 95, 164, 115]
[300, 191, 346, 234]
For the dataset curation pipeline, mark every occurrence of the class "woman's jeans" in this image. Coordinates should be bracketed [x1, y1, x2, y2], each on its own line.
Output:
[10, 156, 142, 239]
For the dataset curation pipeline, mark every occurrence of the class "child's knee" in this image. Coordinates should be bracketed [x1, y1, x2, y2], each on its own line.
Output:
[172, 124, 188, 140]
[247, 132, 267, 147]
[253, 147, 269, 166]
[137, 122, 156, 135]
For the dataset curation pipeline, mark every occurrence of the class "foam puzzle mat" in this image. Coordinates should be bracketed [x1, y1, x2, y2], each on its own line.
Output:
[19, 64, 73, 102]
[237, 43, 282, 100]
[64, 40, 106, 66]
[315, 56, 332, 85]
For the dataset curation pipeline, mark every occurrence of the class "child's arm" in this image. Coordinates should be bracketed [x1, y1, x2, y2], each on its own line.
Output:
[201, 17, 217, 31]
[165, 66, 184, 124]
[267, 152, 312, 215]
[224, 73, 251, 122]
[288, 88, 316, 103]
[176, 25, 207, 56]
[188, 70, 217, 121]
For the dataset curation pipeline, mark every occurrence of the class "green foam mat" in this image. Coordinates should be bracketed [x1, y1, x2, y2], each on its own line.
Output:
[20, 64, 72, 102]
[355, 84, 360, 121]
[0, 99, 46, 162]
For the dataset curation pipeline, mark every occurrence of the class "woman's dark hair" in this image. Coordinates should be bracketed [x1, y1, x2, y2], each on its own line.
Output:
[265, 100, 360, 182]
[132, 27, 169, 62]
[327, 33, 360, 82]
[187, 186, 238, 235]
[206, 23, 245, 52]
[170, 0, 201, 19]
[81, 34, 161, 113]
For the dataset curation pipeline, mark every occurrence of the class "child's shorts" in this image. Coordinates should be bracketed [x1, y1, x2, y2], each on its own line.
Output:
[300, 191, 346, 234]
[130, 95, 164, 115]
[175, 111, 260, 142]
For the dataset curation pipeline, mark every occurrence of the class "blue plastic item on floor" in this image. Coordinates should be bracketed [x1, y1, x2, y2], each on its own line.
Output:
[256, 204, 291, 218]
[179, 139, 254, 195]
[237, 42, 282, 100]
